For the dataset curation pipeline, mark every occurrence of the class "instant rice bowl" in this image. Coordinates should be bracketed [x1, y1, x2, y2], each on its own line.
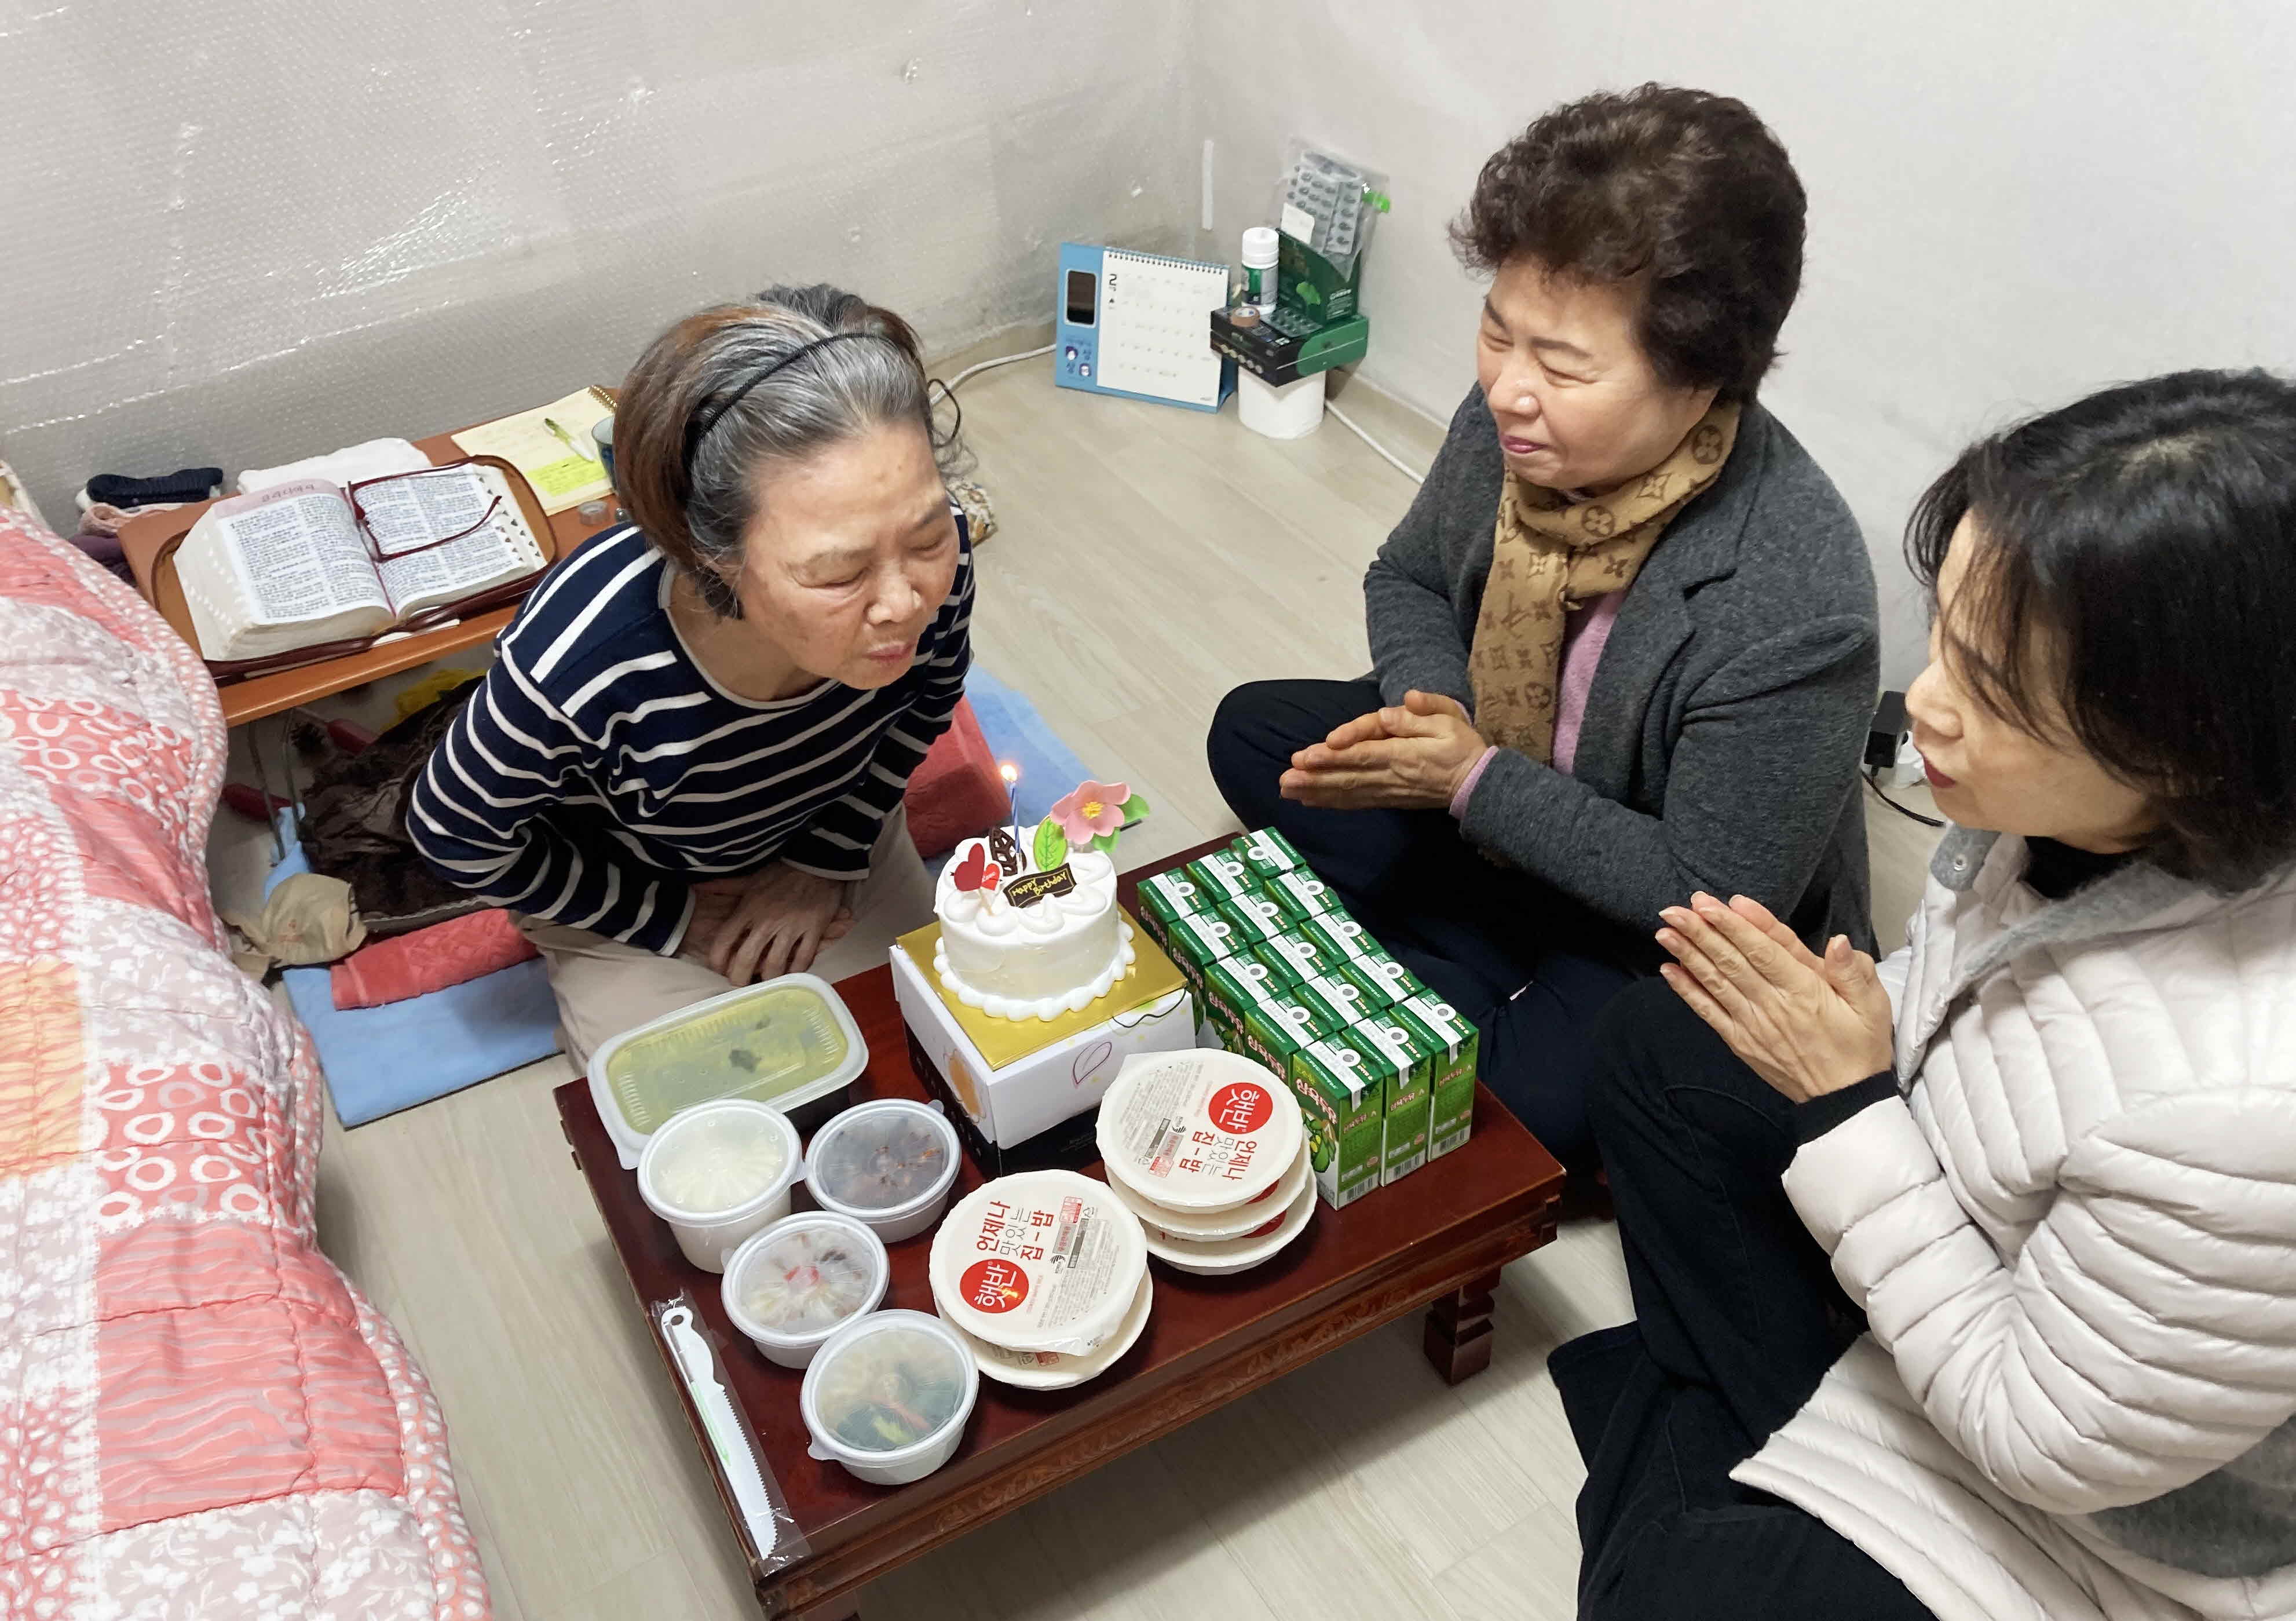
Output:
[1095, 1049, 1303, 1215]
[927, 1169, 1149, 1357]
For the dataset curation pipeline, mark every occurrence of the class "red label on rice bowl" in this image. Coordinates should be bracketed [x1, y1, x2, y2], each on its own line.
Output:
[929, 1170, 1148, 1355]
[1097, 1050, 1303, 1214]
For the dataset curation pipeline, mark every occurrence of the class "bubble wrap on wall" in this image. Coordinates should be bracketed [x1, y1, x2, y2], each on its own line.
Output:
[0, 0, 1199, 518]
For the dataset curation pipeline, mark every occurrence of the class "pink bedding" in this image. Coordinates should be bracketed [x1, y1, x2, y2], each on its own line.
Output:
[0, 505, 489, 1619]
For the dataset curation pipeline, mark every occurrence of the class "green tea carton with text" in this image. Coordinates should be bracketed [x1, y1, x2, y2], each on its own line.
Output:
[1264, 869, 1344, 923]
[1229, 827, 1306, 881]
[1136, 868, 1214, 953]
[1202, 954, 1296, 1049]
[1301, 910, 1382, 964]
[1347, 1013, 1436, 1184]
[1162, 908, 1246, 999]
[1233, 993, 1337, 1080]
[1290, 1036, 1386, 1209]
[1349, 950, 1428, 1007]
[1261, 928, 1343, 984]
[1397, 992, 1479, 1161]
[1329, 959, 1402, 1013]
[1245, 940, 1307, 991]
[1290, 970, 1383, 1031]
[1183, 850, 1259, 906]
[1217, 892, 1291, 950]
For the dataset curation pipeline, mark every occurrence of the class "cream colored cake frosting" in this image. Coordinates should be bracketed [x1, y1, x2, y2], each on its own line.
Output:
[933, 839, 1132, 1021]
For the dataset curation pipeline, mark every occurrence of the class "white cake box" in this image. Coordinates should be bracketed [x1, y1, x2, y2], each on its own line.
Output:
[890, 926, 1197, 1155]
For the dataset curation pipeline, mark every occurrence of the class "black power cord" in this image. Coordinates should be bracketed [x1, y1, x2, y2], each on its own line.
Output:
[1865, 766, 1944, 828]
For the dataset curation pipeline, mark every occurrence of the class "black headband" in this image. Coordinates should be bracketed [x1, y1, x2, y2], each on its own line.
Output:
[680, 329, 891, 481]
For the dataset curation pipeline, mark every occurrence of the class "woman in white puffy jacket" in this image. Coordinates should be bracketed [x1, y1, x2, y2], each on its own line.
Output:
[1555, 369, 2296, 1621]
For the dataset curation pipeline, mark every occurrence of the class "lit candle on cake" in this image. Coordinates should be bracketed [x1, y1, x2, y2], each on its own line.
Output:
[999, 761, 1021, 839]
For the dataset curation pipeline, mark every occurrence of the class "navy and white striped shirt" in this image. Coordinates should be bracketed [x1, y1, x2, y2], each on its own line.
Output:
[408, 516, 972, 954]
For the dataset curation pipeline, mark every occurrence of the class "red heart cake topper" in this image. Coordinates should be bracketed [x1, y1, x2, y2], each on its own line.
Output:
[953, 844, 1001, 895]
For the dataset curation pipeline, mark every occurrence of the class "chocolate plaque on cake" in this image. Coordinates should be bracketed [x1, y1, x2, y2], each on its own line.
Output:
[1005, 864, 1077, 908]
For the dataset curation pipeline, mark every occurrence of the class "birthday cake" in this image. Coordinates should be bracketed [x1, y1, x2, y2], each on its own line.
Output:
[933, 778, 1146, 1022]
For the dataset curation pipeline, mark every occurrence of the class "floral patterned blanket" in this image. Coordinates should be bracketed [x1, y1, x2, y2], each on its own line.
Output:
[0, 506, 489, 1619]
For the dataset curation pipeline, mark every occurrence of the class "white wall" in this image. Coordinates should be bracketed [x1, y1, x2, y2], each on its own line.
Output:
[0, 0, 1197, 522]
[1195, 1, 2296, 682]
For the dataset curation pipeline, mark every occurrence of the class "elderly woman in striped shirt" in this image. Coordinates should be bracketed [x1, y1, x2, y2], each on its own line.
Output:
[410, 285, 970, 1063]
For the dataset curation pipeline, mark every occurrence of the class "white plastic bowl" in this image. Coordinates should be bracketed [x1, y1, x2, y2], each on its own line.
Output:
[804, 1099, 961, 1244]
[721, 1213, 890, 1368]
[800, 1309, 978, 1486]
[638, 1098, 804, 1272]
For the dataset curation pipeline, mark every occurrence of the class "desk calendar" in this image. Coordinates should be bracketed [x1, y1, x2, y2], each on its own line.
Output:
[1054, 243, 1234, 412]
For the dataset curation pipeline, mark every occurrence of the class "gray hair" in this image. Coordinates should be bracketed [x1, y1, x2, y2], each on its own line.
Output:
[616, 284, 966, 615]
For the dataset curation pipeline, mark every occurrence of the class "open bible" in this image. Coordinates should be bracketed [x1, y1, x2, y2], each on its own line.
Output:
[172, 460, 550, 666]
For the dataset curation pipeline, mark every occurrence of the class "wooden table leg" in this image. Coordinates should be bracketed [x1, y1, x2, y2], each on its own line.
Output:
[1423, 1270, 1500, 1384]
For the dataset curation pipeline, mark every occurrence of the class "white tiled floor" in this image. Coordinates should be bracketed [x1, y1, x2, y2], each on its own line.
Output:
[207, 356, 1937, 1619]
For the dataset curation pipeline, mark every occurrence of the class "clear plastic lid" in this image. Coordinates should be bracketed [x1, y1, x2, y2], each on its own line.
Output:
[641, 1101, 798, 1219]
[804, 1313, 972, 1454]
[602, 977, 858, 1140]
[807, 1101, 957, 1216]
[724, 1213, 887, 1343]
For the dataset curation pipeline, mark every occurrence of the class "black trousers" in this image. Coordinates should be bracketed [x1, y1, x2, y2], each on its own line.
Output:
[1206, 677, 1655, 1168]
[1555, 979, 1933, 1619]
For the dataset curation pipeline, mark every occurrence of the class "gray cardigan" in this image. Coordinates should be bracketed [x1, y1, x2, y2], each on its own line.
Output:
[1365, 385, 1880, 951]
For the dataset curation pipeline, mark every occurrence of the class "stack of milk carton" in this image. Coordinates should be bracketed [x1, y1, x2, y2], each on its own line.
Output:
[1135, 830, 1478, 1211]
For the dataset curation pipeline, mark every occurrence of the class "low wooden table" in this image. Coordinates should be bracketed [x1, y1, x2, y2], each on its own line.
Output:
[556, 847, 1564, 1618]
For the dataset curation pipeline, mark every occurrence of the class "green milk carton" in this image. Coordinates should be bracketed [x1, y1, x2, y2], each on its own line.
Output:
[1183, 850, 1258, 905]
[1301, 910, 1383, 963]
[1264, 869, 1344, 923]
[1261, 929, 1341, 983]
[1398, 993, 1480, 1161]
[1348, 950, 1427, 1007]
[1202, 955, 1293, 1049]
[1233, 994, 1337, 1079]
[1230, 827, 1306, 880]
[1164, 909, 1245, 998]
[1245, 940, 1307, 990]
[1347, 1014, 1436, 1184]
[1136, 868, 1213, 952]
[1292, 971, 1382, 1030]
[1329, 959, 1401, 1013]
[1289, 1036, 1386, 1209]
[1218, 893, 1290, 948]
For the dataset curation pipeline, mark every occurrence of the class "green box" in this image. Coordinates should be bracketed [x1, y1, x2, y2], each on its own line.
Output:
[1244, 941, 1306, 990]
[1231, 994, 1337, 1078]
[1262, 928, 1344, 983]
[1217, 893, 1289, 948]
[1264, 870, 1344, 923]
[1397, 994, 1479, 1162]
[1289, 1037, 1385, 1209]
[1301, 911, 1382, 963]
[1349, 950, 1427, 1007]
[1347, 1016, 1435, 1184]
[1163, 910, 1246, 998]
[1136, 869, 1214, 951]
[1183, 851, 1257, 905]
[1292, 971, 1383, 1030]
[1229, 827, 1306, 881]
[1329, 959, 1400, 1013]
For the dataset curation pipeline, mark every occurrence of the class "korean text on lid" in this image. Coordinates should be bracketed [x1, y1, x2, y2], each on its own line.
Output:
[1096, 1049, 1303, 1214]
[927, 1170, 1147, 1356]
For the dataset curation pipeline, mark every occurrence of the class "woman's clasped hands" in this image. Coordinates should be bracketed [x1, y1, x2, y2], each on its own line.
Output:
[681, 861, 855, 985]
[1655, 891, 1894, 1102]
[1279, 689, 1490, 810]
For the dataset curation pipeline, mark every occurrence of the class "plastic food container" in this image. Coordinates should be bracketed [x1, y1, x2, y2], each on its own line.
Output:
[721, 1212, 890, 1368]
[927, 1170, 1147, 1357]
[949, 1270, 1153, 1391]
[1140, 1173, 1317, 1276]
[591, 973, 867, 1168]
[1106, 1137, 1311, 1243]
[1096, 1049, 1304, 1215]
[637, 1099, 805, 1272]
[800, 1309, 978, 1486]
[804, 1099, 961, 1244]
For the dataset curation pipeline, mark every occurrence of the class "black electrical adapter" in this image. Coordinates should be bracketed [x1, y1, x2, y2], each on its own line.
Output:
[1867, 691, 1908, 770]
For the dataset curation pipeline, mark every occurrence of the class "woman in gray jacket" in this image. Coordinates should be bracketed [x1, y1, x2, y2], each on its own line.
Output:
[1208, 85, 1879, 1168]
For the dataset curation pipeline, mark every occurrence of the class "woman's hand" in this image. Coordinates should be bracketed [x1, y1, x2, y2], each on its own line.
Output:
[1279, 690, 1489, 810]
[1655, 892, 1894, 1102]
[681, 863, 855, 985]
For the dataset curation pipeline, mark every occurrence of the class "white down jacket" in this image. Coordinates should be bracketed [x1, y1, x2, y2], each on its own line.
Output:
[1732, 828, 2296, 1621]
